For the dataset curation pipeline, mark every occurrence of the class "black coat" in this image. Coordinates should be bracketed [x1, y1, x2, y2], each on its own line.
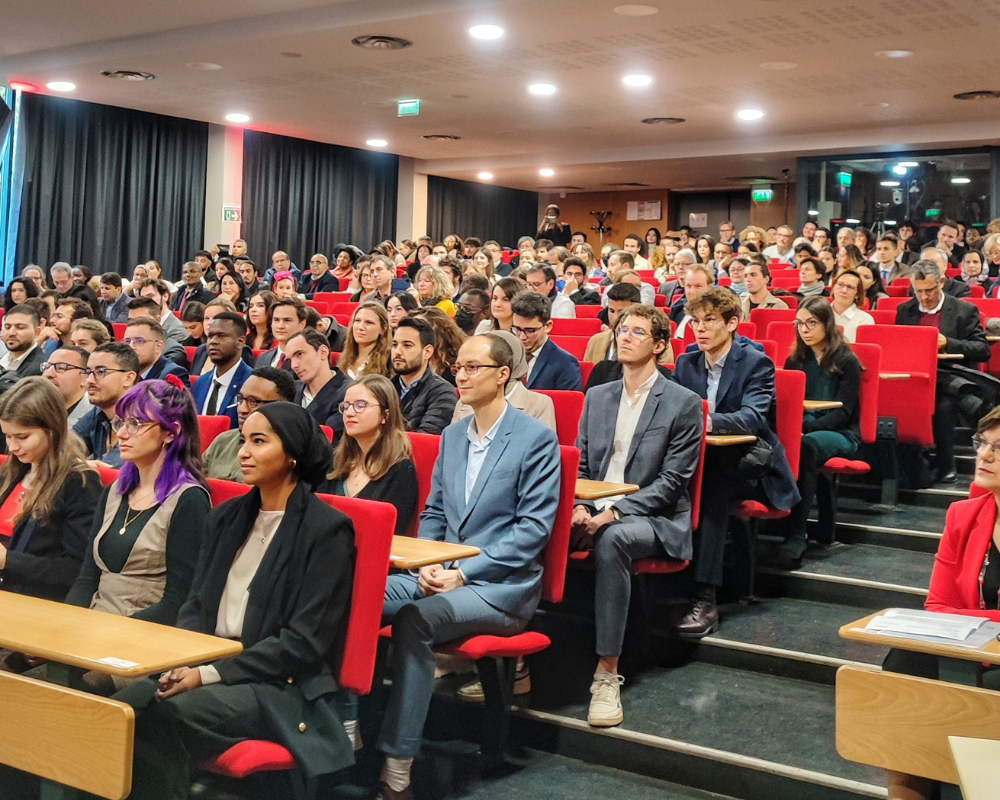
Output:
[391, 369, 457, 434]
[569, 287, 602, 306]
[895, 294, 991, 364]
[318, 459, 418, 536]
[301, 271, 340, 297]
[169, 285, 216, 312]
[295, 371, 349, 436]
[784, 345, 862, 444]
[0, 469, 103, 600]
[176, 482, 356, 779]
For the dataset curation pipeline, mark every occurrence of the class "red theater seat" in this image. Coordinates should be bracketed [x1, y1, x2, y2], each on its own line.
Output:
[112, 323, 126, 341]
[579, 360, 595, 387]
[535, 390, 584, 447]
[197, 415, 231, 452]
[406, 431, 441, 536]
[575, 305, 603, 319]
[550, 318, 601, 337]
[749, 307, 796, 333]
[207, 478, 251, 507]
[550, 335, 589, 360]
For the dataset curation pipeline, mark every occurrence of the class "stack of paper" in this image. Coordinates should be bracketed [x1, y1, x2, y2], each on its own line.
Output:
[865, 608, 987, 642]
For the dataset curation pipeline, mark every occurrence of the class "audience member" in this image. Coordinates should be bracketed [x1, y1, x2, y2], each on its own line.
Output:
[390, 317, 457, 434]
[874, 234, 908, 285]
[180, 301, 207, 345]
[137, 279, 187, 342]
[959, 250, 991, 293]
[74, 342, 139, 467]
[203, 367, 296, 482]
[42, 345, 94, 426]
[511, 292, 582, 391]
[189, 299, 250, 374]
[670, 264, 714, 338]
[740, 262, 789, 317]
[779, 298, 862, 567]
[479, 277, 525, 335]
[455, 289, 491, 335]
[124, 317, 189, 383]
[896, 260, 991, 482]
[191, 312, 252, 427]
[762, 225, 795, 263]
[415, 266, 457, 317]
[255, 296, 307, 372]
[562, 257, 600, 306]
[42, 297, 92, 356]
[536, 203, 572, 247]
[3, 276, 39, 312]
[49, 262, 74, 296]
[573, 304, 703, 727]
[70, 318, 110, 352]
[338, 301, 392, 380]
[371, 333, 560, 798]
[387, 291, 419, 330]
[246, 290, 277, 352]
[287, 328, 349, 434]
[0, 377, 101, 602]
[672, 288, 800, 636]
[918, 246, 970, 299]
[170, 261, 214, 312]
[796, 258, 829, 298]
[0, 305, 46, 391]
[219, 272, 249, 313]
[22, 265, 47, 291]
[127, 296, 190, 368]
[118, 401, 354, 798]
[319, 374, 418, 535]
[830, 270, 875, 342]
[300, 253, 339, 296]
[332, 245, 358, 285]
[237, 258, 261, 296]
[584, 283, 642, 363]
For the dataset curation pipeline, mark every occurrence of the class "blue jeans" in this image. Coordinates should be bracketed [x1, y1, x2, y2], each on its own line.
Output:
[376, 573, 525, 757]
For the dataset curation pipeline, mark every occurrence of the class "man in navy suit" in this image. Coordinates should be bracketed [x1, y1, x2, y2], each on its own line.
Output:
[575, 304, 703, 727]
[672, 288, 799, 637]
[373, 334, 561, 799]
[124, 317, 190, 384]
[511, 291, 582, 391]
[191, 312, 253, 428]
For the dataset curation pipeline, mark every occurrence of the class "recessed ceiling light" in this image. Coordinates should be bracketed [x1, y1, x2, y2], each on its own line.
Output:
[951, 176, 972, 184]
[469, 24, 504, 40]
[898, 161, 919, 168]
[622, 74, 653, 87]
[421, 134, 462, 141]
[953, 90, 1000, 101]
[528, 83, 557, 95]
[186, 62, 222, 71]
[614, 4, 659, 15]
[280, 52, 303, 58]
[857, 101, 890, 109]
[641, 117, 685, 124]
[477, 172, 494, 180]
[807, 210, 819, 216]
[880, 180, 901, 187]
[736, 108, 765, 121]
[8, 81, 38, 93]
[892, 165, 908, 176]
[759, 61, 797, 70]
[351, 35, 412, 50]
[366, 138, 389, 147]
[46, 81, 76, 92]
[539, 168, 555, 177]
[875, 49, 912, 59]
[846, 218, 861, 224]
[101, 70, 155, 81]
[225, 113, 250, 123]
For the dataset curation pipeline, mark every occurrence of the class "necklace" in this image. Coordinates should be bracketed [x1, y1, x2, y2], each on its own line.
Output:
[119, 505, 145, 536]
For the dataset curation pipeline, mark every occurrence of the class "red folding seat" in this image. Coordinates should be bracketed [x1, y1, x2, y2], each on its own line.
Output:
[549, 335, 589, 360]
[95, 463, 119, 488]
[184, 346, 196, 365]
[112, 323, 127, 341]
[770, 277, 799, 291]
[197, 415, 231, 453]
[579, 360, 595, 386]
[550, 318, 601, 337]
[405, 432, 441, 537]
[575, 305, 603, 319]
[759, 339, 778, 363]
[781, 295, 799, 309]
[332, 302, 361, 317]
[535, 390, 584, 447]
[313, 292, 353, 306]
[970, 285, 986, 298]
[749, 307, 796, 332]
[890, 277, 911, 287]
[885, 285, 910, 297]
[868, 310, 895, 325]
[207, 477, 251, 507]
[874, 296, 905, 315]
[319, 425, 334, 443]
[653, 294, 667, 307]
[766, 321, 797, 366]
[736, 322, 757, 340]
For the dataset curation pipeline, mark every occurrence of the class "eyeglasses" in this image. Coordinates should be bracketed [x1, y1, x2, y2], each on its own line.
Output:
[511, 324, 544, 337]
[972, 434, 1000, 458]
[526, 280, 548, 291]
[42, 361, 90, 374]
[89, 366, 131, 379]
[111, 416, 158, 435]
[339, 399, 381, 414]
[122, 337, 157, 347]
[234, 394, 276, 411]
[690, 316, 725, 330]
[794, 319, 821, 331]
[450, 363, 502, 377]
[616, 326, 652, 340]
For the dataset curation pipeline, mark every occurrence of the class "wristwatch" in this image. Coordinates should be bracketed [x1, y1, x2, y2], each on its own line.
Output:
[611, 508, 622, 521]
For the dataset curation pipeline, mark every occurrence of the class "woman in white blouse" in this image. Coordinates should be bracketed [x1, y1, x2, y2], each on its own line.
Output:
[830, 269, 875, 343]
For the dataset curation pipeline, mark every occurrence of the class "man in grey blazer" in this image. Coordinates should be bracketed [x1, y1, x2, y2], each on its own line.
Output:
[574, 304, 703, 728]
[374, 334, 562, 800]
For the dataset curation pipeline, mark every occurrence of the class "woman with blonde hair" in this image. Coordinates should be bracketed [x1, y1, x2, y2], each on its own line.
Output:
[739, 226, 770, 251]
[338, 301, 393, 379]
[349, 261, 376, 302]
[0, 377, 101, 602]
[410, 306, 466, 384]
[415, 265, 457, 317]
[319, 374, 417, 536]
[836, 244, 865, 274]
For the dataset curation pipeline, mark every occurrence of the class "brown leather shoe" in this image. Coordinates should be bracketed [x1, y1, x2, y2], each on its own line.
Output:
[373, 782, 413, 800]
[675, 585, 720, 639]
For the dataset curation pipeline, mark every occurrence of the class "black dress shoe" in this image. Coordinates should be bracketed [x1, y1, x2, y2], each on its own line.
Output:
[675, 585, 720, 639]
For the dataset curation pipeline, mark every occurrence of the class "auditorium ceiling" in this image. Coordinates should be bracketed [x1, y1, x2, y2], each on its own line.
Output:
[3, 0, 1000, 191]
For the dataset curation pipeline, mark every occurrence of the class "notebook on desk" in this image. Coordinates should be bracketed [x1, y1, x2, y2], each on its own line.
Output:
[855, 608, 1000, 649]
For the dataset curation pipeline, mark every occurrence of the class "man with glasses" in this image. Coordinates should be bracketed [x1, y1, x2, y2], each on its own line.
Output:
[127, 296, 190, 370]
[390, 317, 456, 434]
[123, 317, 189, 383]
[672, 288, 799, 637]
[372, 334, 560, 799]
[202, 367, 296, 481]
[762, 225, 795, 264]
[286, 328, 349, 433]
[361, 255, 397, 306]
[574, 305, 703, 727]
[73, 342, 139, 467]
[511, 292, 582, 391]
[525, 264, 576, 319]
[584, 283, 642, 365]
[43, 345, 93, 426]
[191, 312, 252, 427]
[718, 221, 738, 250]
[561, 257, 600, 306]
[300, 253, 339, 297]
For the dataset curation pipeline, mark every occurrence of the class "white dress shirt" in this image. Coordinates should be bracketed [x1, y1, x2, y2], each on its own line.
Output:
[597, 370, 657, 511]
[0, 344, 37, 372]
[466, 402, 509, 504]
[833, 304, 875, 343]
[918, 292, 946, 315]
[201, 361, 241, 415]
[550, 292, 577, 319]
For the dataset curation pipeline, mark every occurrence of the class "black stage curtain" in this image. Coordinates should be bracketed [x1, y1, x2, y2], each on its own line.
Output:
[16, 94, 208, 281]
[241, 130, 397, 268]
[427, 175, 538, 247]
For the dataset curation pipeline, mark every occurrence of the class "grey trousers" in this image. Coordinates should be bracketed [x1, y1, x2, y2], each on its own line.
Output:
[593, 517, 663, 657]
[377, 574, 524, 758]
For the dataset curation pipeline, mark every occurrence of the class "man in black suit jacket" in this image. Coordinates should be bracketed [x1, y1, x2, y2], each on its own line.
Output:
[562, 257, 601, 305]
[0, 304, 47, 395]
[896, 260, 991, 481]
[286, 329, 349, 436]
[170, 262, 216, 313]
[390, 317, 457, 434]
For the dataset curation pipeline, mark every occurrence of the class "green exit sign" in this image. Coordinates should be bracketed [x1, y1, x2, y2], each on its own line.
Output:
[836, 171, 852, 187]
[752, 188, 774, 203]
[397, 98, 420, 117]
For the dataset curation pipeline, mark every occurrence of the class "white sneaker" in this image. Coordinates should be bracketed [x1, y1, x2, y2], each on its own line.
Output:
[587, 672, 624, 727]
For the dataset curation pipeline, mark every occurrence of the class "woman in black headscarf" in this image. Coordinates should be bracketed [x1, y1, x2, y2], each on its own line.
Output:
[117, 402, 356, 800]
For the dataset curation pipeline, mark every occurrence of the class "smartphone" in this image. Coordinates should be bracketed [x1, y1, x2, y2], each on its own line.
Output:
[217, 244, 230, 256]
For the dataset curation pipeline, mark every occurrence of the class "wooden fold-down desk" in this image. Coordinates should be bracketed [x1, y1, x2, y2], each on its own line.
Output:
[705, 435, 756, 446]
[575, 479, 640, 500]
[389, 536, 480, 569]
[0, 590, 243, 800]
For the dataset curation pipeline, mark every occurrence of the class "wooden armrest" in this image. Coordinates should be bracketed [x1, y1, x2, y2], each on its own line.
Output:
[879, 372, 912, 380]
[938, 353, 964, 360]
[706, 434, 757, 446]
[803, 400, 843, 411]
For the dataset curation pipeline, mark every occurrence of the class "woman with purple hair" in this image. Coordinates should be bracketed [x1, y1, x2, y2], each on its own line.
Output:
[66, 379, 210, 637]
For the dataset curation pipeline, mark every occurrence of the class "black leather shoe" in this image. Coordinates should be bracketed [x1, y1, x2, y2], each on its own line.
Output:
[776, 536, 807, 571]
[675, 586, 720, 639]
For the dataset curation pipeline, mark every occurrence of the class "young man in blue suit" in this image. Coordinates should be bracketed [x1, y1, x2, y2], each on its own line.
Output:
[191, 312, 252, 428]
[511, 291, 582, 391]
[672, 288, 800, 637]
[373, 334, 562, 800]
[574, 304, 704, 727]
[124, 317, 189, 384]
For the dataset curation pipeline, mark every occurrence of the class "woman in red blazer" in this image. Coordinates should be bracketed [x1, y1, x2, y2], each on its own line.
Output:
[884, 408, 1000, 800]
